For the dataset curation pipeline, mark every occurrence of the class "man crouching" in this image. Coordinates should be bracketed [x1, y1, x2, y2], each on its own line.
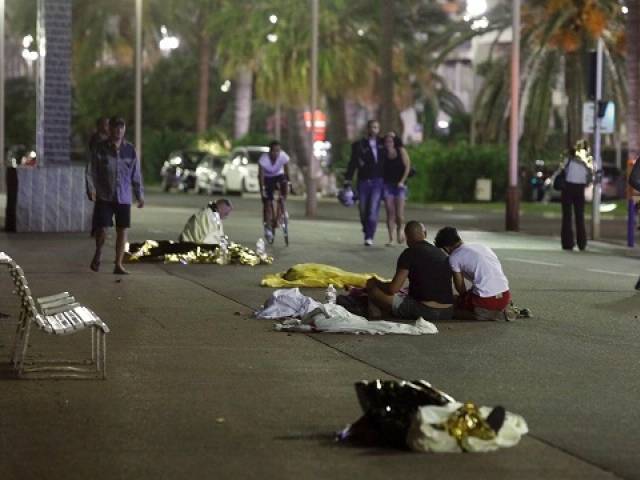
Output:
[366, 221, 454, 321]
[434, 226, 515, 321]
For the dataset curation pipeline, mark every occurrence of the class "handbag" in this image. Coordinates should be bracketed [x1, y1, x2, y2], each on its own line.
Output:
[552, 169, 566, 191]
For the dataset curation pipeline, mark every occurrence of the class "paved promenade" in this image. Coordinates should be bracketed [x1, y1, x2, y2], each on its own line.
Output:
[0, 192, 637, 479]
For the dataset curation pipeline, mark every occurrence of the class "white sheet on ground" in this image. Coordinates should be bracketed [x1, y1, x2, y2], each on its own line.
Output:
[274, 303, 438, 335]
[406, 401, 529, 453]
[255, 288, 321, 320]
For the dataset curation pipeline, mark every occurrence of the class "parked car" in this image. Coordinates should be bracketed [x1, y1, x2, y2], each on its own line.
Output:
[195, 154, 227, 195]
[160, 150, 210, 192]
[221, 146, 268, 194]
[545, 164, 625, 202]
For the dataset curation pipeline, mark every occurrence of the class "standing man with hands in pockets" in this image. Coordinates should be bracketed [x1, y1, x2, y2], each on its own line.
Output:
[86, 116, 144, 275]
[344, 119, 386, 246]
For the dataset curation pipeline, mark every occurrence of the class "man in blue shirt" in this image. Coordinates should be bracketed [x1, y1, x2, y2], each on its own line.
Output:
[344, 120, 385, 246]
[86, 117, 144, 274]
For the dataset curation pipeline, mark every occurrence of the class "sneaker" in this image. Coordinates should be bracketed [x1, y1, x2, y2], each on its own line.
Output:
[503, 304, 518, 321]
[364, 238, 373, 246]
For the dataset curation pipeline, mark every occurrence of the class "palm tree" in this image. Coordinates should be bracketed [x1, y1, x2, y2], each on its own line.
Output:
[472, 0, 626, 161]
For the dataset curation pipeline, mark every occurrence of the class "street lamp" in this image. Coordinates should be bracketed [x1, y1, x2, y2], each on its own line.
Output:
[159, 25, 180, 54]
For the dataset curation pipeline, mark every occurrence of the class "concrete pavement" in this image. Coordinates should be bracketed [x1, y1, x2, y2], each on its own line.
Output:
[0, 191, 638, 479]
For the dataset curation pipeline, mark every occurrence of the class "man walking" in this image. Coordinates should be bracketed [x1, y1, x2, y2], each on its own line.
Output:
[88, 116, 110, 237]
[86, 117, 144, 275]
[344, 120, 385, 246]
[366, 221, 454, 321]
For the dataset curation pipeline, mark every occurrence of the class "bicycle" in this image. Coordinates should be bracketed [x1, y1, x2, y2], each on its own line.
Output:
[263, 179, 290, 246]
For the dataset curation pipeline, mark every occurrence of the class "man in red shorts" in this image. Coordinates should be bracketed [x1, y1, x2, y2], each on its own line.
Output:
[434, 226, 516, 321]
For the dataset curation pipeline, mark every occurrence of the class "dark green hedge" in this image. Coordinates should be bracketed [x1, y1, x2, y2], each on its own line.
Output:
[405, 141, 508, 202]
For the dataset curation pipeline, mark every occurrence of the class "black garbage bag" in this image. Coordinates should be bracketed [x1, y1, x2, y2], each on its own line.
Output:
[341, 380, 455, 449]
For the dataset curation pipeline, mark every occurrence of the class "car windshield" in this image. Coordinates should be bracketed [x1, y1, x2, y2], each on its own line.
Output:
[248, 151, 264, 164]
[212, 157, 225, 169]
[183, 152, 209, 169]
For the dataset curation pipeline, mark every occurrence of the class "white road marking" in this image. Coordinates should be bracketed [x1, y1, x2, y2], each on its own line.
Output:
[586, 269, 637, 278]
[505, 257, 563, 267]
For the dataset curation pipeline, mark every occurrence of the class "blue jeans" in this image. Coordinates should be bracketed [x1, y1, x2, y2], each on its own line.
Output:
[358, 178, 384, 240]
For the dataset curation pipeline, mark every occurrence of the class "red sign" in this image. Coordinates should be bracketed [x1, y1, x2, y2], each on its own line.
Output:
[303, 110, 326, 141]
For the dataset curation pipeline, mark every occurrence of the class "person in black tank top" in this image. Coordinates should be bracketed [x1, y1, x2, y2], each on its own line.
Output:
[382, 133, 411, 246]
[365, 221, 454, 321]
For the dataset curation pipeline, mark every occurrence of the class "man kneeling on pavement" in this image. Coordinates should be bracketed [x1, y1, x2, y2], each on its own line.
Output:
[434, 226, 515, 321]
[365, 222, 514, 322]
[366, 221, 455, 321]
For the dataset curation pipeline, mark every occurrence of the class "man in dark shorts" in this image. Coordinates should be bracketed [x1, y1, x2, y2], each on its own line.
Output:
[365, 221, 454, 321]
[86, 117, 144, 274]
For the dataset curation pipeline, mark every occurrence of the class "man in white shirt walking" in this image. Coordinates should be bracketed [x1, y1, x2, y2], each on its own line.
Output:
[434, 227, 515, 321]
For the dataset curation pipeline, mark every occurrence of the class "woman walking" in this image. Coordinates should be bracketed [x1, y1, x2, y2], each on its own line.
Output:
[560, 145, 592, 251]
[383, 133, 411, 245]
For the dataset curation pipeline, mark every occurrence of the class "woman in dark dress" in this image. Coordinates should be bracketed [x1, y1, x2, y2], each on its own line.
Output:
[382, 133, 411, 245]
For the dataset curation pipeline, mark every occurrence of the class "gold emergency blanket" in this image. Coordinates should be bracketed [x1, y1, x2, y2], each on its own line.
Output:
[126, 240, 273, 266]
[261, 263, 386, 288]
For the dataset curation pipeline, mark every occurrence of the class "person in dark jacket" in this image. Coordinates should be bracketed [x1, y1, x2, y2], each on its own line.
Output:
[344, 120, 385, 246]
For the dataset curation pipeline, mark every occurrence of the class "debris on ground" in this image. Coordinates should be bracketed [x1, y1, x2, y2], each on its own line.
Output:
[338, 379, 528, 453]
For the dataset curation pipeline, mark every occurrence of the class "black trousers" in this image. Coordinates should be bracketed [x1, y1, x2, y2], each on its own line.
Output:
[561, 182, 587, 250]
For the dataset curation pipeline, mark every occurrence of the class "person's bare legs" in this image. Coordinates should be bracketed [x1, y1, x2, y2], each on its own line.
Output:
[395, 195, 405, 244]
[384, 196, 396, 245]
[114, 226, 129, 274]
[365, 277, 394, 319]
[91, 227, 106, 271]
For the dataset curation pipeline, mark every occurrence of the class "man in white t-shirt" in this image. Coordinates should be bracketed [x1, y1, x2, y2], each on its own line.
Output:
[259, 141, 291, 243]
[434, 226, 515, 321]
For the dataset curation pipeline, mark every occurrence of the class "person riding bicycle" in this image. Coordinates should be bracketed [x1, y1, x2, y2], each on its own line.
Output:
[259, 140, 291, 243]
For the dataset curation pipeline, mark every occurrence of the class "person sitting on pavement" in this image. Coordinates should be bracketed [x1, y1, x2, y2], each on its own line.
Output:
[179, 199, 233, 245]
[365, 221, 454, 321]
[434, 226, 515, 321]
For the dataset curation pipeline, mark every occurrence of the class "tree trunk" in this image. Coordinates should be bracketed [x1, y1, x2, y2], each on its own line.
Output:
[564, 52, 584, 150]
[379, 0, 395, 132]
[286, 108, 316, 215]
[626, 1, 640, 173]
[326, 94, 348, 168]
[233, 66, 253, 139]
[196, 34, 211, 134]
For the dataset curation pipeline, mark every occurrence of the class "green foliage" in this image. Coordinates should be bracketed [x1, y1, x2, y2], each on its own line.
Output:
[406, 141, 508, 202]
[231, 132, 271, 149]
[141, 128, 196, 182]
[5, 77, 36, 148]
[73, 66, 134, 140]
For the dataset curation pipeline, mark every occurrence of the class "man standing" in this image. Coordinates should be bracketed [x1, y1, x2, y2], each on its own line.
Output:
[560, 145, 592, 251]
[344, 120, 385, 246]
[434, 226, 514, 321]
[366, 221, 454, 321]
[86, 117, 144, 275]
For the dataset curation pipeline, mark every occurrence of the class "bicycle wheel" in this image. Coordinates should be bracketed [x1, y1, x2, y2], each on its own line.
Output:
[281, 210, 289, 246]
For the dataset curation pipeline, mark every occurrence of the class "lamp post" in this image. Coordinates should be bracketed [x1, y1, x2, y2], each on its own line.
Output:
[135, 0, 142, 161]
[0, 0, 5, 193]
[306, 0, 318, 217]
[506, 0, 520, 231]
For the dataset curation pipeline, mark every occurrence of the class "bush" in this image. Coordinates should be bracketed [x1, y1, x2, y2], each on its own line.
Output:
[406, 141, 508, 202]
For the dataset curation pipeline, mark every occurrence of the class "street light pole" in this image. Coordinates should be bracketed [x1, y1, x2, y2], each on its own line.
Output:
[506, 0, 520, 231]
[591, 37, 604, 240]
[306, 0, 318, 217]
[0, 0, 5, 194]
[135, 0, 142, 161]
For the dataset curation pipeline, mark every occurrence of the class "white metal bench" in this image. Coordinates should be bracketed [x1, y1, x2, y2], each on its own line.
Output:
[1, 252, 109, 379]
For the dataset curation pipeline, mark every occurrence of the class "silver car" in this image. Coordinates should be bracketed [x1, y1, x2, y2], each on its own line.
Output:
[195, 155, 227, 195]
[221, 146, 268, 194]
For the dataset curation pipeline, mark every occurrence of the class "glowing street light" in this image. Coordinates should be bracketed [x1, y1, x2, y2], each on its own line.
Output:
[269, 14, 278, 24]
[622, 5, 629, 14]
[220, 80, 231, 93]
[266, 33, 278, 43]
[158, 25, 180, 53]
[465, 0, 488, 18]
